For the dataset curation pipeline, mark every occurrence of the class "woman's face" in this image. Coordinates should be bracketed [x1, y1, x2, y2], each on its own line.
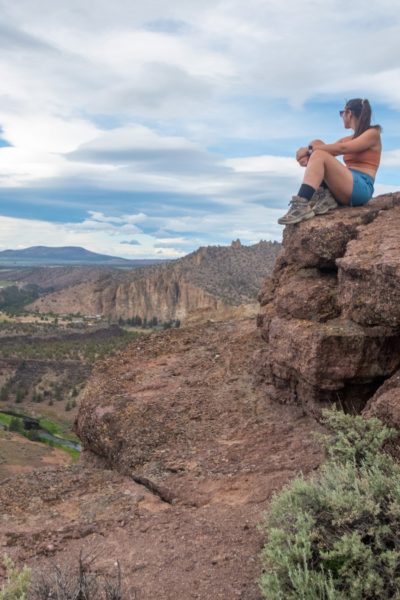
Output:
[340, 107, 352, 129]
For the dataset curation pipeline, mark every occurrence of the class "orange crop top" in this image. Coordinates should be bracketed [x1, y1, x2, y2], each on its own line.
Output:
[341, 134, 381, 178]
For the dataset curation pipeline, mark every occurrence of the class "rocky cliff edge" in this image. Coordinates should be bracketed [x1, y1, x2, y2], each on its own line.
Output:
[257, 192, 400, 421]
[0, 318, 322, 599]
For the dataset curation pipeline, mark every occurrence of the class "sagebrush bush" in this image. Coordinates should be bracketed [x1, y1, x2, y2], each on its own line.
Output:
[0, 556, 31, 600]
[0, 554, 131, 600]
[259, 409, 400, 600]
[29, 553, 130, 599]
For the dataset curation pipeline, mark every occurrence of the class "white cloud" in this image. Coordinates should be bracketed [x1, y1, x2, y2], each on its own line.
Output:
[226, 155, 299, 175]
[2, 113, 99, 152]
[0, 0, 399, 256]
[0, 119, 302, 203]
[2, 0, 400, 121]
[0, 145, 118, 187]
[381, 149, 400, 167]
[374, 182, 400, 196]
[0, 200, 284, 260]
[155, 237, 188, 245]
[87, 211, 147, 224]
[68, 124, 215, 168]
[0, 214, 184, 258]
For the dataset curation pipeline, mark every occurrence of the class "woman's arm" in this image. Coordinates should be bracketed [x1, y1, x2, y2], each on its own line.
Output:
[310, 129, 380, 156]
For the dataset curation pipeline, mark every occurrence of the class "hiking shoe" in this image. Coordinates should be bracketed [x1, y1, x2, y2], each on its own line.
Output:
[310, 188, 338, 214]
[278, 196, 315, 225]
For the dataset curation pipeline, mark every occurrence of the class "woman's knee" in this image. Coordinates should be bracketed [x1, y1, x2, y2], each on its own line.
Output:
[309, 148, 326, 161]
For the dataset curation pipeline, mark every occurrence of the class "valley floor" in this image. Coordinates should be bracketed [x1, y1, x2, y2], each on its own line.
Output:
[0, 429, 70, 479]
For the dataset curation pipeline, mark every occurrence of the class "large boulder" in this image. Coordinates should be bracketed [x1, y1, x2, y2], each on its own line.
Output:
[363, 369, 400, 429]
[257, 193, 400, 414]
[75, 318, 323, 486]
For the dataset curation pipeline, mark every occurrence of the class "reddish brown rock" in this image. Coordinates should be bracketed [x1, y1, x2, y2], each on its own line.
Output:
[281, 194, 400, 268]
[257, 276, 275, 307]
[274, 268, 339, 322]
[363, 369, 400, 429]
[0, 317, 319, 600]
[257, 193, 400, 414]
[337, 205, 400, 327]
[75, 318, 322, 486]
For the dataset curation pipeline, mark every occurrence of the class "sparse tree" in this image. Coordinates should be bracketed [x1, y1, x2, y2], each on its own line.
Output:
[9, 417, 23, 433]
[15, 389, 24, 403]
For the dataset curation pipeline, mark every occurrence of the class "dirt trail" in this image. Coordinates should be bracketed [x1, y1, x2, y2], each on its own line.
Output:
[0, 318, 323, 599]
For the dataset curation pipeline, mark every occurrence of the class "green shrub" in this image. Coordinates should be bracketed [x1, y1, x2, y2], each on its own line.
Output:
[259, 409, 400, 600]
[0, 555, 31, 600]
[15, 390, 25, 404]
[24, 430, 40, 442]
[8, 418, 23, 433]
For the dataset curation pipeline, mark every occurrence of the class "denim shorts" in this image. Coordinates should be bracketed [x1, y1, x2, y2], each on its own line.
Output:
[349, 169, 375, 206]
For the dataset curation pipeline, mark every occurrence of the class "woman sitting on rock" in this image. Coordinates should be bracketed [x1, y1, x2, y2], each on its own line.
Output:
[278, 98, 382, 225]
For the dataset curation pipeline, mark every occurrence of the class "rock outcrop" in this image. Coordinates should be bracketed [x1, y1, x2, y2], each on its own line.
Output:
[75, 318, 322, 483]
[28, 241, 281, 323]
[0, 317, 322, 599]
[257, 193, 400, 414]
[363, 368, 400, 431]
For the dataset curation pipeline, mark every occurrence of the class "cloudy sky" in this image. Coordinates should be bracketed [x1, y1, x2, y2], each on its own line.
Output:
[1, 0, 400, 259]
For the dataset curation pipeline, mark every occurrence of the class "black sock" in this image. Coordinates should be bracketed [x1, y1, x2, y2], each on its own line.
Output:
[297, 183, 316, 201]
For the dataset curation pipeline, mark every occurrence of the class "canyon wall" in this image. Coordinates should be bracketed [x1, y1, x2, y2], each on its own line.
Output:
[30, 271, 224, 322]
[29, 241, 281, 323]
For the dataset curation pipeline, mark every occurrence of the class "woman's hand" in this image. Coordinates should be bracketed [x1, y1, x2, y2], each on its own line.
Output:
[298, 156, 309, 167]
[296, 147, 309, 162]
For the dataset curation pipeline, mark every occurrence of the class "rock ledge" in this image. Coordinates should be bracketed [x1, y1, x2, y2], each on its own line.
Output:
[257, 193, 400, 414]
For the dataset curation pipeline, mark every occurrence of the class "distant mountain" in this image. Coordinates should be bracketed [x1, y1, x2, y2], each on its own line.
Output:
[0, 246, 167, 267]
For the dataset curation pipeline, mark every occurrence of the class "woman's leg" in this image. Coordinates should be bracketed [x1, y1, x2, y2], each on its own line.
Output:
[278, 149, 354, 225]
[303, 149, 353, 205]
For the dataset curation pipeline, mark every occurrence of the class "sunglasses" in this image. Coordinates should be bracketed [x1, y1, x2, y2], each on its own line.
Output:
[339, 109, 349, 117]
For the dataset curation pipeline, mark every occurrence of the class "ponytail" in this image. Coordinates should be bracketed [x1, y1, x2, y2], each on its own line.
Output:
[345, 98, 381, 138]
